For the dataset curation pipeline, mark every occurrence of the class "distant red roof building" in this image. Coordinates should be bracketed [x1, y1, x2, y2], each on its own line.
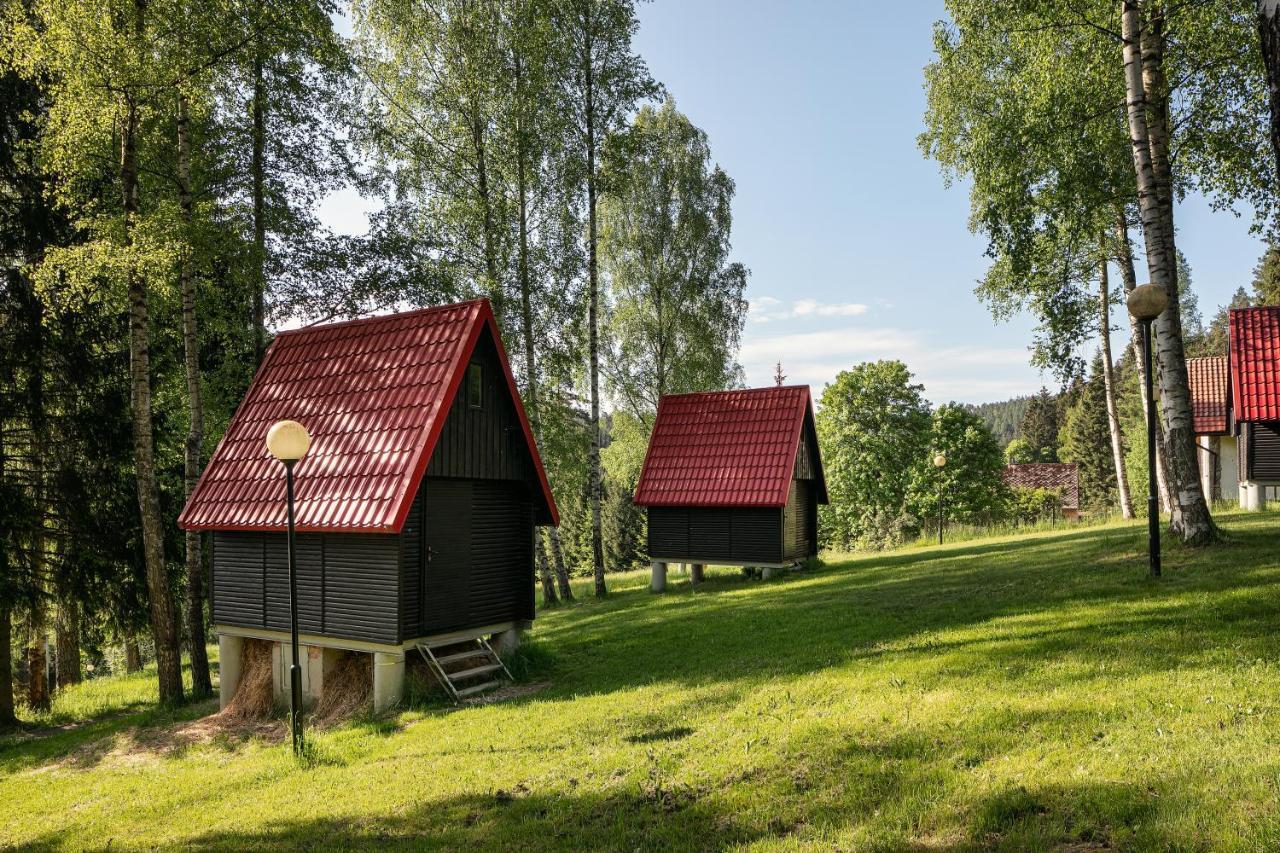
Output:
[178, 299, 556, 533]
[1001, 463, 1079, 511]
[1230, 307, 1280, 423]
[1186, 356, 1230, 435]
[634, 386, 827, 507]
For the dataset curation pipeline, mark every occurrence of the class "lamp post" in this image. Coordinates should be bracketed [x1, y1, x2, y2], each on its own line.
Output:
[1126, 284, 1168, 579]
[933, 452, 947, 545]
[266, 419, 311, 754]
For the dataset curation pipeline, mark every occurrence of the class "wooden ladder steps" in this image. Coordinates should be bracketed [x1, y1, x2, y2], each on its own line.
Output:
[415, 636, 513, 703]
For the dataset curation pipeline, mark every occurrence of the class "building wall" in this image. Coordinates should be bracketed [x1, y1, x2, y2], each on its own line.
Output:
[1198, 434, 1239, 501]
[782, 480, 817, 561]
[211, 530, 401, 644]
[1242, 422, 1280, 482]
[647, 505, 785, 565]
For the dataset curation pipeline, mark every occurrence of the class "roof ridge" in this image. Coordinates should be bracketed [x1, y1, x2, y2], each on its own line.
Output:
[274, 298, 488, 337]
[658, 384, 809, 401]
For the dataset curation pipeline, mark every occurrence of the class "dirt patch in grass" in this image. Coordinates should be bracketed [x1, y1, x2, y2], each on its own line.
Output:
[463, 681, 550, 705]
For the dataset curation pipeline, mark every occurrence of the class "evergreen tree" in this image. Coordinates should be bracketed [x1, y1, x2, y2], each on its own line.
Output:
[1018, 388, 1060, 462]
[1060, 353, 1118, 513]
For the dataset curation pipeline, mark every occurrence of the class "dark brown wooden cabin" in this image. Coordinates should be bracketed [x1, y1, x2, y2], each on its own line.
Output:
[179, 299, 558, 650]
[634, 386, 827, 576]
[1229, 307, 1280, 509]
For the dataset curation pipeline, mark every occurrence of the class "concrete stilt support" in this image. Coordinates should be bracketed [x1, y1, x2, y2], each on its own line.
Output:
[690, 563, 705, 585]
[651, 560, 668, 592]
[761, 566, 775, 580]
[491, 627, 522, 657]
[372, 651, 405, 712]
[217, 634, 243, 710]
[1241, 482, 1266, 512]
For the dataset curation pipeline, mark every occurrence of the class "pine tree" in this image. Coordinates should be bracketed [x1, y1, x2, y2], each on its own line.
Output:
[1061, 353, 1118, 513]
[1252, 244, 1280, 306]
[1018, 388, 1060, 462]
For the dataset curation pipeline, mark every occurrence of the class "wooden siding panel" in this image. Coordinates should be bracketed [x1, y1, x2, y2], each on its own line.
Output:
[211, 533, 264, 626]
[321, 534, 400, 643]
[425, 331, 532, 484]
[469, 482, 534, 627]
[1250, 422, 1280, 480]
[262, 535, 324, 633]
[647, 506, 783, 564]
[399, 489, 423, 640]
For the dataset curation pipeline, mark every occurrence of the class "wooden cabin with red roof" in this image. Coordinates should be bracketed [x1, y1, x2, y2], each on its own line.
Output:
[179, 299, 558, 708]
[1229, 306, 1280, 510]
[633, 386, 827, 590]
[1186, 355, 1237, 502]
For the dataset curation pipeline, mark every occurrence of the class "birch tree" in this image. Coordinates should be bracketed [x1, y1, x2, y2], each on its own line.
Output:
[554, 0, 656, 596]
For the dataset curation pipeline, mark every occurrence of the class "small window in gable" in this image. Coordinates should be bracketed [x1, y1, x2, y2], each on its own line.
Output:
[467, 362, 483, 409]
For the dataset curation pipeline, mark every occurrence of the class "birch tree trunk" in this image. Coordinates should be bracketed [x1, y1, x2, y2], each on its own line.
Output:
[536, 535, 557, 606]
[1099, 253, 1134, 519]
[582, 16, 606, 598]
[549, 528, 574, 600]
[1257, 0, 1280, 185]
[1120, 0, 1214, 544]
[1115, 213, 1175, 513]
[251, 13, 267, 366]
[178, 88, 212, 697]
[122, 59, 184, 703]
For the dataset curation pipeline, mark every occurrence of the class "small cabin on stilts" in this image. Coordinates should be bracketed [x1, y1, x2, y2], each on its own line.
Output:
[178, 299, 558, 709]
[1230, 307, 1280, 509]
[633, 386, 827, 590]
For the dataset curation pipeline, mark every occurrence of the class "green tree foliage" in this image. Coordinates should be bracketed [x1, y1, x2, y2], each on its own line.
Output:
[600, 99, 748, 420]
[1003, 438, 1037, 465]
[1017, 388, 1060, 463]
[816, 362, 931, 550]
[965, 397, 1031, 447]
[909, 404, 1009, 527]
[1252, 243, 1280, 305]
[1060, 353, 1119, 513]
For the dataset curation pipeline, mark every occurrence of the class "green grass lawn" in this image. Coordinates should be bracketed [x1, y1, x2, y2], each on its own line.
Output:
[4, 509, 1280, 850]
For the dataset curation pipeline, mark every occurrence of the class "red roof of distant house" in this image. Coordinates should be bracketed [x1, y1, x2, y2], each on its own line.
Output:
[178, 299, 557, 533]
[1186, 356, 1230, 435]
[1001, 463, 1079, 510]
[633, 386, 826, 508]
[1230, 307, 1280, 423]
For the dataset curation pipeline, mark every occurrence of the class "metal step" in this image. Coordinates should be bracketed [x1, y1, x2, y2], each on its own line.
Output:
[455, 680, 501, 698]
[448, 662, 504, 681]
[435, 649, 490, 666]
[414, 636, 515, 704]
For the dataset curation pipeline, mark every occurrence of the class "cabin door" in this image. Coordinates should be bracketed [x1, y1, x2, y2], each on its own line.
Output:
[421, 478, 473, 633]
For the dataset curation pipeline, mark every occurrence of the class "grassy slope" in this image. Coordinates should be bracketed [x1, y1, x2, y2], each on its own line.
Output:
[3, 510, 1280, 851]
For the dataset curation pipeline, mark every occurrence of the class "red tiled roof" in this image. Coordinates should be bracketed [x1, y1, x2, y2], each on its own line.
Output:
[1186, 356, 1230, 435]
[178, 299, 557, 533]
[1230, 307, 1280, 423]
[633, 386, 821, 508]
[1001, 463, 1079, 509]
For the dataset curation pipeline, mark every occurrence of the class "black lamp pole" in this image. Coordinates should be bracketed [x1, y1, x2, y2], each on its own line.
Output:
[1141, 319, 1161, 578]
[937, 483, 945, 546]
[284, 458, 304, 753]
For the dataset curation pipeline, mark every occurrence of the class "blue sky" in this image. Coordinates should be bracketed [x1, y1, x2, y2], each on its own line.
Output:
[317, 1, 1267, 404]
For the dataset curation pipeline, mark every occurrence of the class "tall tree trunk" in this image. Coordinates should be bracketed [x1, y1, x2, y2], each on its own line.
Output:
[124, 632, 142, 673]
[548, 528, 573, 600]
[1257, 1, 1280, 187]
[1120, 0, 1214, 544]
[251, 18, 267, 366]
[1114, 213, 1175, 513]
[0, 604, 14, 727]
[1099, 251, 1134, 519]
[472, 113, 503, 319]
[536, 532, 557, 606]
[122, 60, 184, 704]
[26, 613, 49, 711]
[55, 597, 80, 688]
[583, 18, 606, 598]
[178, 89, 212, 697]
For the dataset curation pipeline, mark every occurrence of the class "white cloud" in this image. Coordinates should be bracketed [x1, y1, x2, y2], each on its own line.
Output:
[749, 297, 869, 322]
[739, 326, 1042, 405]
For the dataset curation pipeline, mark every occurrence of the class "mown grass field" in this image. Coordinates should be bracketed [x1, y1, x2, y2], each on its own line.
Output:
[3, 509, 1280, 850]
